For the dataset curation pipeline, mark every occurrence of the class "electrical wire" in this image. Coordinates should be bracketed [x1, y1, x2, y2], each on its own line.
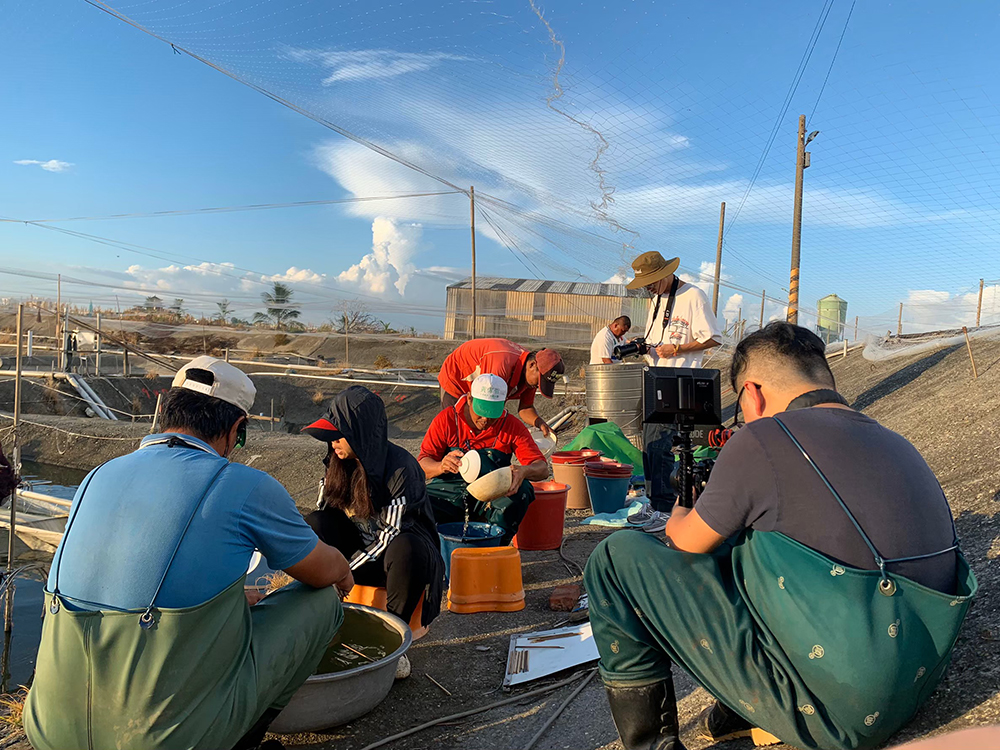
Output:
[724, 0, 837, 235]
[0, 192, 462, 224]
[809, 0, 858, 121]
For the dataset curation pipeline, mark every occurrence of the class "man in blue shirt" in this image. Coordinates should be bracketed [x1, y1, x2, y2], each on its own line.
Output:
[25, 356, 353, 750]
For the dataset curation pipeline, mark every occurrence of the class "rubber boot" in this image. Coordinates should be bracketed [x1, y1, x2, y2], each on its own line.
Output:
[604, 679, 687, 750]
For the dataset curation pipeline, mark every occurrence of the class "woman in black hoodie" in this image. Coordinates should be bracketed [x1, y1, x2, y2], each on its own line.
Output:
[302, 386, 444, 631]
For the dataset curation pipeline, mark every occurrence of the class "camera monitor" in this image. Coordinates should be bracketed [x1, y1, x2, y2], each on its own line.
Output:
[643, 367, 723, 427]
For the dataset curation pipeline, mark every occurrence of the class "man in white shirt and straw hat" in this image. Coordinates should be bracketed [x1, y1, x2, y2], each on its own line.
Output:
[625, 251, 721, 511]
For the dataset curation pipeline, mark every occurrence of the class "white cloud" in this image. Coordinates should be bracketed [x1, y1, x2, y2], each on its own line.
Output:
[898, 285, 1000, 331]
[285, 48, 468, 84]
[338, 218, 423, 297]
[14, 159, 73, 173]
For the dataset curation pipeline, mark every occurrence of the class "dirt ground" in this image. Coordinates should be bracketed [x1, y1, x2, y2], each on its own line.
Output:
[1, 337, 998, 750]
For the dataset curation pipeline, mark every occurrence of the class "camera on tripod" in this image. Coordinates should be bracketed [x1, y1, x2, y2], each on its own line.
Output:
[613, 337, 649, 360]
[642, 367, 723, 509]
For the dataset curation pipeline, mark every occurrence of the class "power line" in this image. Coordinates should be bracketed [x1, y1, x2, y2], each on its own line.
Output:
[809, 0, 858, 121]
[0, 192, 461, 224]
[724, 0, 837, 235]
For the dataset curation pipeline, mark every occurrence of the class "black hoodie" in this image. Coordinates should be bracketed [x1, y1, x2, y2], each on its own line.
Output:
[311, 387, 444, 615]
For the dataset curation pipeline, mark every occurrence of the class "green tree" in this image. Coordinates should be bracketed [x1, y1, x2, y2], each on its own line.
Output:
[214, 299, 232, 325]
[253, 282, 301, 330]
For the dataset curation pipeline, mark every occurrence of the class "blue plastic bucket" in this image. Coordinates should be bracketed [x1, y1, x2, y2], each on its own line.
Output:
[586, 475, 632, 515]
[438, 522, 506, 580]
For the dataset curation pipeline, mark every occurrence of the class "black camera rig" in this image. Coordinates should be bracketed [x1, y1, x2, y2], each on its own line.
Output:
[613, 337, 648, 360]
[642, 367, 723, 509]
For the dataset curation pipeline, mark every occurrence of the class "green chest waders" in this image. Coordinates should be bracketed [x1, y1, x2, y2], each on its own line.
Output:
[586, 417, 977, 750]
[426, 446, 535, 544]
[726, 419, 978, 748]
[24, 461, 267, 750]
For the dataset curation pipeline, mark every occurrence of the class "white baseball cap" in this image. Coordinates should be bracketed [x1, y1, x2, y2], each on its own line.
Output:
[171, 356, 256, 414]
[470, 373, 507, 419]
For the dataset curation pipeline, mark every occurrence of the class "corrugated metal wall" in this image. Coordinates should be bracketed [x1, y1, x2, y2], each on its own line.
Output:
[444, 286, 644, 344]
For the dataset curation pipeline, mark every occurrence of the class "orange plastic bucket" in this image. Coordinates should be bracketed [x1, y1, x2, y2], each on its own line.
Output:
[344, 584, 428, 639]
[513, 481, 569, 551]
[551, 450, 601, 510]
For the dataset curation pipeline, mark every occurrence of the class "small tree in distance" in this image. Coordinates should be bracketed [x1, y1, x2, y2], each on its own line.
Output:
[214, 299, 232, 325]
[254, 282, 301, 330]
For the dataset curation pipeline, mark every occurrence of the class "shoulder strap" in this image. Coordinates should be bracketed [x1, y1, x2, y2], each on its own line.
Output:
[773, 417, 957, 595]
[138, 462, 230, 628]
[51, 462, 108, 598]
[643, 276, 681, 345]
[662, 276, 680, 329]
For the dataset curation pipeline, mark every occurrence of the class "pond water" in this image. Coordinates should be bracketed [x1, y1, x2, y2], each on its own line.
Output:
[0, 461, 85, 690]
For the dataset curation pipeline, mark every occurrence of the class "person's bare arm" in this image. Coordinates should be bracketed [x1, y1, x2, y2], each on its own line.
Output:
[663, 505, 727, 553]
[284, 540, 354, 594]
[518, 406, 554, 439]
[419, 451, 463, 480]
[655, 338, 721, 358]
[508, 459, 548, 496]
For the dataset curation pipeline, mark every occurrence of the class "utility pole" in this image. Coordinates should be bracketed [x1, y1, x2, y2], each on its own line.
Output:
[759, 290, 766, 327]
[712, 202, 725, 315]
[788, 115, 818, 324]
[854, 315, 859, 342]
[5, 305, 23, 634]
[95, 311, 102, 377]
[976, 278, 984, 327]
[897, 302, 903, 337]
[56, 274, 62, 371]
[470, 186, 477, 339]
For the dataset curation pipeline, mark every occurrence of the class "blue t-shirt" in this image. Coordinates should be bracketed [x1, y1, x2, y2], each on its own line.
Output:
[48, 434, 318, 610]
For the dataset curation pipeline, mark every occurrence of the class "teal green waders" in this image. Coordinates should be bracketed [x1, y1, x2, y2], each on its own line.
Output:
[426, 447, 535, 544]
[584, 418, 977, 750]
[24, 464, 343, 750]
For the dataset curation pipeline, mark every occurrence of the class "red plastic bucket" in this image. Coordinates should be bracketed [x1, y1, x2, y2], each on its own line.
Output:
[552, 451, 601, 510]
[551, 450, 602, 465]
[513, 481, 569, 551]
[584, 460, 633, 478]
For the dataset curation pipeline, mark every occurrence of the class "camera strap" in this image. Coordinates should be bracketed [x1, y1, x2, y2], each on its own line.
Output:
[645, 276, 680, 346]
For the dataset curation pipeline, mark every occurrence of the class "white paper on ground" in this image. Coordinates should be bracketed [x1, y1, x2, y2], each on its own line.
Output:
[503, 622, 599, 688]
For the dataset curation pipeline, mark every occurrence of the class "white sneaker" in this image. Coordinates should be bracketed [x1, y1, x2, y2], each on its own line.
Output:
[626, 503, 654, 525]
[394, 654, 411, 680]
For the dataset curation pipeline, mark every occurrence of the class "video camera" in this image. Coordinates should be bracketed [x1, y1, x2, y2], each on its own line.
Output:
[612, 337, 648, 360]
[642, 367, 723, 508]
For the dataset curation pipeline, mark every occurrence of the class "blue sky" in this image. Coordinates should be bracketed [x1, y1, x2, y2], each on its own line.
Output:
[3, 1, 999, 334]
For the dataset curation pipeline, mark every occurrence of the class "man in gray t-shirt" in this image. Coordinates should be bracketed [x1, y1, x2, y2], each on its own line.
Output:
[584, 322, 970, 750]
[695, 404, 956, 592]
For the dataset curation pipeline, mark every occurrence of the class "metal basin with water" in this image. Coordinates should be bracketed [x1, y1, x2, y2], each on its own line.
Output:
[270, 603, 412, 734]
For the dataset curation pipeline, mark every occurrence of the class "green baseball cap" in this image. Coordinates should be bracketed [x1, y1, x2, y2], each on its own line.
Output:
[470, 373, 507, 419]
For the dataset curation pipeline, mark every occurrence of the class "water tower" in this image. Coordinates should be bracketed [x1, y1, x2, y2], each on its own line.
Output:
[817, 294, 848, 344]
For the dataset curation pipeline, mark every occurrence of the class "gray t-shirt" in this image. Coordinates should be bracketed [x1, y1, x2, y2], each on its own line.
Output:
[695, 407, 957, 593]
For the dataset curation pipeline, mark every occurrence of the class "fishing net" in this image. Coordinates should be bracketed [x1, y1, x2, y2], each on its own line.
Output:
[27, 2, 1000, 335]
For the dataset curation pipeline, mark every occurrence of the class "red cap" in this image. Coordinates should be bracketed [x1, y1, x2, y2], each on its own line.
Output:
[535, 349, 565, 397]
[300, 417, 343, 443]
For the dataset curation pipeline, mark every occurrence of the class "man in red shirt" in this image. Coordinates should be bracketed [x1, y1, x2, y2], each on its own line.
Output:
[437, 338, 565, 439]
[419, 374, 549, 544]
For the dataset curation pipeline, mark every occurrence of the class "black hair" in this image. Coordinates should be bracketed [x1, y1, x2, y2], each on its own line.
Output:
[612, 315, 632, 328]
[730, 321, 834, 391]
[159, 368, 246, 441]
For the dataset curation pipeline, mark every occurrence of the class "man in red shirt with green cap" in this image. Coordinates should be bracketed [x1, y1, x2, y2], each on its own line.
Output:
[420, 374, 549, 544]
[437, 338, 565, 439]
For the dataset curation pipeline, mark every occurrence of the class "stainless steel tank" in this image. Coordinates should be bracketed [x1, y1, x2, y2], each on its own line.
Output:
[585, 363, 645, 446]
